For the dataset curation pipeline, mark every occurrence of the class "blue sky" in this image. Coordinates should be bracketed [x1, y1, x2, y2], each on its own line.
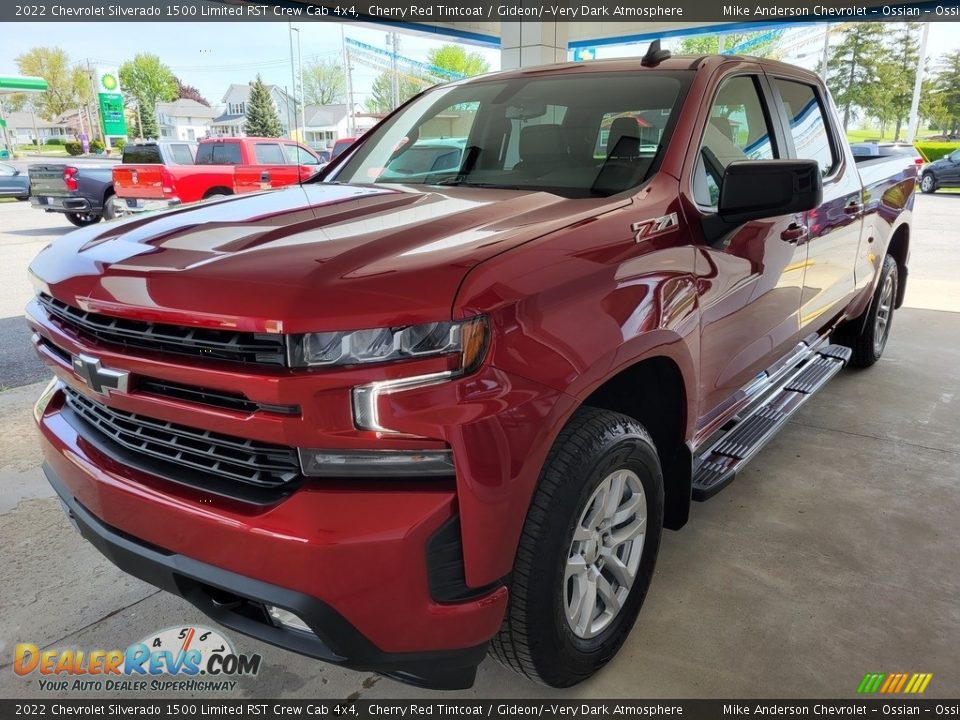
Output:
[0, 21, 503, 107]
[2, 21, 958, 110]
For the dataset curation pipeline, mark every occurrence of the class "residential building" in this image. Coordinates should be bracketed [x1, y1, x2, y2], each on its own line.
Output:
[155, 98, 219, 141]
[299, 104, 377, 149]
[210, 83, 297, 138]
[5, 111, 71, 145]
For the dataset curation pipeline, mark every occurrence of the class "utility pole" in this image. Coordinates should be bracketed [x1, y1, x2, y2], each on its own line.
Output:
[907, 23, 930, 144]
[342, 26, 355, 136]
[296, 26, 305, 134]
[288, 22, 298, 139]
[86, 60, 103, 143]
[387, 32, 400, 109]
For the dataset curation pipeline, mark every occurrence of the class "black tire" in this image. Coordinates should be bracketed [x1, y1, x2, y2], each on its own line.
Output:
[101, 193, 118, 221]
[15, 196, 28, 201]
[920, 172, 936, 194]
[491, 406, 664, 687]
[65, 211, 102, 227]
[203, 188, 232, 200]
[836, 254, 899, 368]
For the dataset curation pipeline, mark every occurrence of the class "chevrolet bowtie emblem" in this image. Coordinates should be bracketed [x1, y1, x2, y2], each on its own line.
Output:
[71, 354, 130, 396]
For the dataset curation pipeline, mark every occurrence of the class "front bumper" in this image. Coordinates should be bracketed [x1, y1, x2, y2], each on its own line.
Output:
[31, 195, 92, 212]
[43, 460, 489, 690]
[36, 383, 510, 689]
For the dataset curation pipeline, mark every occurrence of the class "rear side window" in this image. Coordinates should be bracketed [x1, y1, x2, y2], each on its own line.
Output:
[694, 75, 777, 207]
[254, 143, 286, 164]
[773, 79, 837, 177]
[170, 144, 194, 165]
[122, 144, 162, 164]
[196, 142, 242, 165]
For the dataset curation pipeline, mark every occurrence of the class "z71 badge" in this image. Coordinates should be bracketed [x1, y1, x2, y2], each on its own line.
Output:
[631, 212, 679, 243]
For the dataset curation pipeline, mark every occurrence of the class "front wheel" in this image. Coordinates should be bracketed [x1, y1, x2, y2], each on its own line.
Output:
[920, 173, 936, 194]
[65, 211, 102, 227]
[491, 407, 664, 687]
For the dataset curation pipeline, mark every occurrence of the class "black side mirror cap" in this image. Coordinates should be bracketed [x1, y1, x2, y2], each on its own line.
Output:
[718, 159, 822, 224]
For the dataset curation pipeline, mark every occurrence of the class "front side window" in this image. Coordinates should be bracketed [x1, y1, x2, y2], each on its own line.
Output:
[331, 72, 687, 198]
[694, 75, 777, 207]
[774, 78, 837, 177]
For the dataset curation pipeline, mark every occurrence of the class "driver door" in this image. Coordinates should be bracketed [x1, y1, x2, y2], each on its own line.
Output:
[689, 72, 809, 433]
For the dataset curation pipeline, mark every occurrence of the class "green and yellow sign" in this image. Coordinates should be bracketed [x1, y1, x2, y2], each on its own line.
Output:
[96, 68, 127, 137]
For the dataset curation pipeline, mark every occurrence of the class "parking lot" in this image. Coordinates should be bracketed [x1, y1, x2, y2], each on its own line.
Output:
[1, 194, 958, 699]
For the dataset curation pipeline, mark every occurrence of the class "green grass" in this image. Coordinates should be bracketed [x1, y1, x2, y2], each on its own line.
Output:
[846, 127, 939, 144]
[14, 144, 68, 156]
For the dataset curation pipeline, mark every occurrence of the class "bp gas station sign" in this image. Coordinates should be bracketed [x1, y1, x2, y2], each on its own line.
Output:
[96, 68, 127, 137]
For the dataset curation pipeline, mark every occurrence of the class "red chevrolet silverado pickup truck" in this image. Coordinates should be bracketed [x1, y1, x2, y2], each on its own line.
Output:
[112, 136, 321, 213]
[28, 50, 914, 690]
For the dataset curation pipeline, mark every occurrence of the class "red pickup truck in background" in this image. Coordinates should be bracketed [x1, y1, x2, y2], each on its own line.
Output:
[113, 136, 322, 214]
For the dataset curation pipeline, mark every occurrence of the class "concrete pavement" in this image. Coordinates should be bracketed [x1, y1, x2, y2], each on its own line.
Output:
[1, 197, 958, 700]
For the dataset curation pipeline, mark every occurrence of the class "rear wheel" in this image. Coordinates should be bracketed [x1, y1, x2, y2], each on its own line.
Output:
[102, 194, 119, 221]
[65, 211, 102, 227]
[491, 407, 664, 687]
[920, 173, 936, 194]
[203, 188, 232, 200]
[836, 254, 898, 368]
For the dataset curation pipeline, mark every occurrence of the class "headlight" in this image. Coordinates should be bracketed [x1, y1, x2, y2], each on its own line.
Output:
[288, 316, 488, 370]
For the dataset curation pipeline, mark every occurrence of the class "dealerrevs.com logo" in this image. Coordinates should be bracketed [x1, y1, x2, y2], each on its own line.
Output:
[14, 626, 262, 693]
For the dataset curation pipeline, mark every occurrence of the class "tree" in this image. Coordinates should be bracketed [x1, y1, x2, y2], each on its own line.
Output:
[119, 54, 178, 139]
[244, 75, 284, 137]
[364, 73, 427, 114]
[931, 50, 960, 135]
[826, 24, 885, 131]
[15, 47, 92, 120]
[677, 31, 779, 58]
[175, 77, 210, 107]
[303, 59, 346, 106]
[426, 45, 490, 77]
[883, 23, 922, 141]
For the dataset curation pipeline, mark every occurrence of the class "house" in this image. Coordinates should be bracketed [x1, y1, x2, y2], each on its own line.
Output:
[155, 98, 219, 142]
[300, 104, 377, 149]
[5, 111, 71, 145]
[210, 83, 297, 138]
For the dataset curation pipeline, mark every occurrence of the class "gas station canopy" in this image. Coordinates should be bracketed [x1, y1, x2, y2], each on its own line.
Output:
[0, 76, 48, 94]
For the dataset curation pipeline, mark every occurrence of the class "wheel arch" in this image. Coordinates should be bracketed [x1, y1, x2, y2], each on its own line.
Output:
[203, 186, 233, 199]
[580, 354, 692, 531]
[886, 222, 909, 308]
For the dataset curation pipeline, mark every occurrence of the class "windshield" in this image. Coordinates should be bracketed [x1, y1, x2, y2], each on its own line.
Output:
[330, 71, 688, 198]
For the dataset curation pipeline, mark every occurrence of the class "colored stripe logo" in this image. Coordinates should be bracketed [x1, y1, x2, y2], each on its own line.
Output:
[857, 673, 933, 694]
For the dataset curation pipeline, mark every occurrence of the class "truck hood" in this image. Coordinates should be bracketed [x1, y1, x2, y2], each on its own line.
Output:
[30, 183, 615, 333]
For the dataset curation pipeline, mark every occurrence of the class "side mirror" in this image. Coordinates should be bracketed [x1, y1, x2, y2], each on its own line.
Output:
[718, 160, 822, 224]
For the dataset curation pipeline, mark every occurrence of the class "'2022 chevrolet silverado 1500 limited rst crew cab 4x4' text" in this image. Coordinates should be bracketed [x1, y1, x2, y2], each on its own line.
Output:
[27, 49, 914, 690]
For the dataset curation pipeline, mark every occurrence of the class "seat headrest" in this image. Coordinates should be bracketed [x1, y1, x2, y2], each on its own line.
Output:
[520, 125, 565, 161]
[607, 117, 643, 157]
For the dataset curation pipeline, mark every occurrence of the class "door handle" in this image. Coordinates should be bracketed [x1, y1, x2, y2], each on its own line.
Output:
[844, 201, 864, 215]
[780, 222, 808, 243]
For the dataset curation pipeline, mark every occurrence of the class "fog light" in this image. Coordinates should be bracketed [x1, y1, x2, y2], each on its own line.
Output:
[298, 449, 455, 477]
[267, 606, 312, 633]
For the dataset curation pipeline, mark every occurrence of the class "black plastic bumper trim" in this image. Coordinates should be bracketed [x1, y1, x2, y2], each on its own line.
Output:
[43, 462, 487, 690]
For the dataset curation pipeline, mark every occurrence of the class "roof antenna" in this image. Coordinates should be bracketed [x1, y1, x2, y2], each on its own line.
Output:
[641, 39, 672, 67]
